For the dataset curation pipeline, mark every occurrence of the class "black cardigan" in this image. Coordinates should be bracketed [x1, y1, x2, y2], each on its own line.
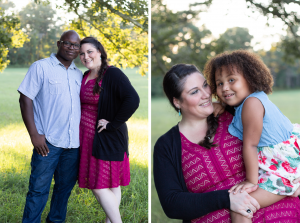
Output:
[153, 125, 231, 223]
[89, 66, 140, 161]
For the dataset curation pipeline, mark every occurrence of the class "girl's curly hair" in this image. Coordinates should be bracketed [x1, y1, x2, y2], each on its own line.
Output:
[203, 50, 274, 101]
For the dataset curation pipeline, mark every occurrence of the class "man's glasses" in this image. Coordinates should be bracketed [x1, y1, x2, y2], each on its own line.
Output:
[60, 41, 80, 50]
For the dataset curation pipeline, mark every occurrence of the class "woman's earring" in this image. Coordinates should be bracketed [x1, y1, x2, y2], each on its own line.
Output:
[178, 109, 181, 116]
[100, 57, 102, 60]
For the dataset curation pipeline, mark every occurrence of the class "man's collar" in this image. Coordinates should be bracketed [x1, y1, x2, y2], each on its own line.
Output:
[50, 53, 77, 70]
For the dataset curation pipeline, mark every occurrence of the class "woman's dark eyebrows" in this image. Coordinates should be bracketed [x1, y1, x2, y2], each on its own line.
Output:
[187, 86, 198, 93]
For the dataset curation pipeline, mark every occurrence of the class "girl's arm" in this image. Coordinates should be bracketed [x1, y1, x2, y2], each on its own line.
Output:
[242, 97, 264, 184]
[229, 98, 286, 210]
[230, 97, 264, 193]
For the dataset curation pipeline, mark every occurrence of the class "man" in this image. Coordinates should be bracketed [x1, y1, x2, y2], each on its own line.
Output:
[18, 30, 82, 223]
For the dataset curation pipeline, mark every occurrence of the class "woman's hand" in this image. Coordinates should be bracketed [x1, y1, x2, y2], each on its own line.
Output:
[212, 102, 225, 117]
[291, 177, 300, 197]
[229, 190, 260, 219]
[229, 180, 257, 194]
[97, 119, 109, 133]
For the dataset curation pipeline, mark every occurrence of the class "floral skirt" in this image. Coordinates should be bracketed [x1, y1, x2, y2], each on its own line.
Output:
[258, 124, 300, 195]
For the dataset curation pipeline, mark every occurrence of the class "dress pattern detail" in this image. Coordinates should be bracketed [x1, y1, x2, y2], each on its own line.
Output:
[257, 124, 300, 195]
[181, 111, 300, 223]
[78, 73, 130, 189]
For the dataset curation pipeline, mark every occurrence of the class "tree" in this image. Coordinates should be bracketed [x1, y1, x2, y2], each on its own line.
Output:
[151, 0, 227, 75]
[219, 27, 253, 51]
[58, 0, 148, 33]
[37, 0, 148, 75]
[245, 0, 300, 60]
[259, 43, 300, 89]
[0, 0, 27, 71]
[281, 24, 300, 64]
[9, 3, 62, 65]
[8, 2, 62, 66]
[151, 0, 230, 96]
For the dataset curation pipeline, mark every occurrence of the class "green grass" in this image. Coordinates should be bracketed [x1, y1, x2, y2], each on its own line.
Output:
[151, 91, 300, 222]
[0, 67, 148, 223]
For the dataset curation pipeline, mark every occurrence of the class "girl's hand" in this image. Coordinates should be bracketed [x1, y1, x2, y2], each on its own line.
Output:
[97, 119, 109, 133]
[212, 102, 225, 117]
[291, 177, 300, 197]
[229, 180, 257, 194]
[229, 190, 260, 219]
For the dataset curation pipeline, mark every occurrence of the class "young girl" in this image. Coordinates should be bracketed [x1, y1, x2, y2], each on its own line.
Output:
[204, 50, 300, 223]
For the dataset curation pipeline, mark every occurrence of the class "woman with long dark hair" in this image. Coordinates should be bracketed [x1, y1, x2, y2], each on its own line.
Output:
[78, 37, 139, 223]
[153, 63, 300, 223]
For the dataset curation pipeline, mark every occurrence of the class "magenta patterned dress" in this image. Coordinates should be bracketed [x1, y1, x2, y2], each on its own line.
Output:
[181, 111, 300, 223]
[78, 72, 130, 189]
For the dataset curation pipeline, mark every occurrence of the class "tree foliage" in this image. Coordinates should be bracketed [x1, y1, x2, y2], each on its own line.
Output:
[62, 0, 148, 32]
[245, 0, 300, 61]
[259, 44, 300, 89]
[219, 27, 253, 51]
[0, 0, 27, 71]
[37, 0, 148, 75]
[8, 2, 61, 66]
[151, 0, 300, 96]
[151, 0, 230, 96]
[151, 0, 227, 77]
[69, 9, 148, 75]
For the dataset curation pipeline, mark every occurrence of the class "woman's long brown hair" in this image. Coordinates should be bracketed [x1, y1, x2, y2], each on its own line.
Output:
[81, 37, 109, 95]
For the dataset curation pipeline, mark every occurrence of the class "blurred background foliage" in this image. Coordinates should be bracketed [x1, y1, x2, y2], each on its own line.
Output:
[151, 0, 300, 222]
[0, 0, 28, 72]
[7, 2, 59, 67]
[151, 0, 300, 97]
[0, 0, 148, 75]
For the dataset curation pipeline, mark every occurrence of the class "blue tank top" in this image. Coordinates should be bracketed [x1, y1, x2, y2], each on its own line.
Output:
[228, 91, 293, 147]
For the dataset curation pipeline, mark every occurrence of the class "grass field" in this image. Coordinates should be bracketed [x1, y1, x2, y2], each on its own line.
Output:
[0, 67, 148, 223]
[151, 91, 300, 222]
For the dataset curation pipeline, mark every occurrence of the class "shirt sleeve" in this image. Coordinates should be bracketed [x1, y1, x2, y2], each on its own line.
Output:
[153, 135, 231, 220]
[105, 71, 140, 132]
[17, 62, 43, 100]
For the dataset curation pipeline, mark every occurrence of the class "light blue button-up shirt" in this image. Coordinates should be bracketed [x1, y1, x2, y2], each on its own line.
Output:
[18, 53, 83, 148]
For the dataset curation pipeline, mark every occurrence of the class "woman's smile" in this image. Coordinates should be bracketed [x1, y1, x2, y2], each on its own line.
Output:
[174, 71, 214, 119]
[80, 43, 102, 71]
[199, 101, 211, 107]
